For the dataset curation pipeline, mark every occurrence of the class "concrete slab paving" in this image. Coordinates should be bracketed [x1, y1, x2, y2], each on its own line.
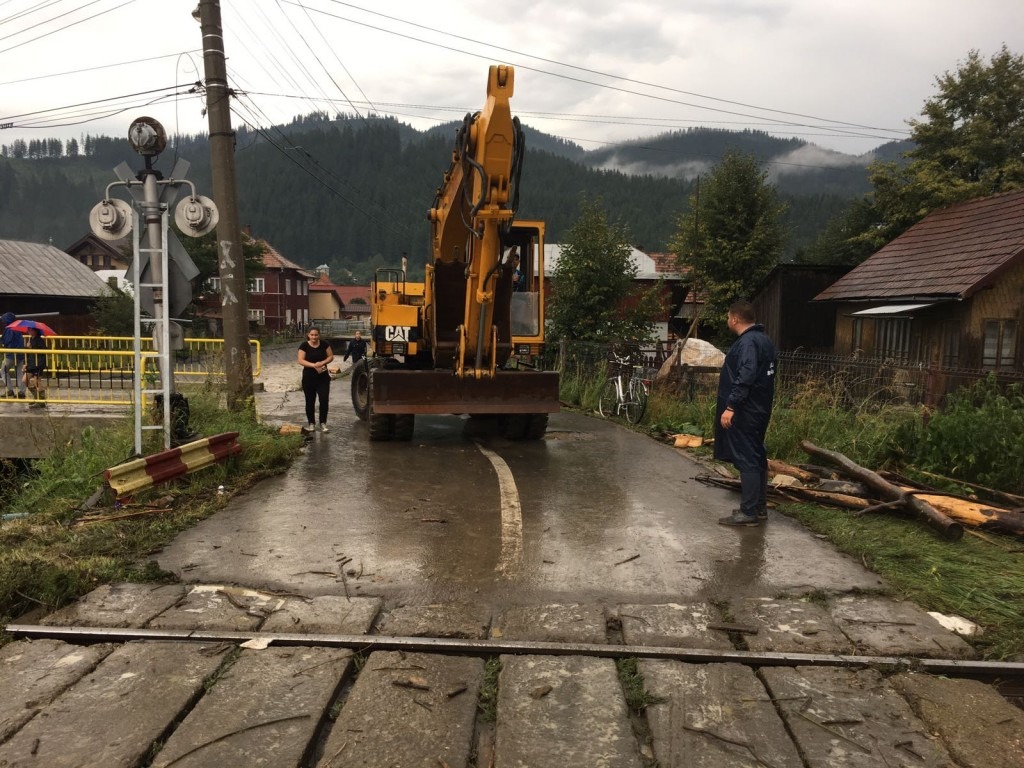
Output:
[733, 596, 855, 654]
[639, 660, 804, 767]
[890, 672, 1024, 768]
[377, 602, 491, 638]
[39, 582, 185, 628]
[760, 666, 954, 767]
[830, 596, 975, 658]
[317, 650, 483, 768]
[617, 603, 732, 649]
[260, 595, 382, 634]
[147, 584, 282, 631]
[0, 640, 225, 768]
[492, 603, 607, 644]
[496, 655, 642, 768]
[151, 646, 352, 768]
[0, 640, 114, 744]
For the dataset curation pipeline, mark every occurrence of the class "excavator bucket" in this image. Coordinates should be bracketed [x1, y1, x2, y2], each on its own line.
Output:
[370, 370, 560, 415]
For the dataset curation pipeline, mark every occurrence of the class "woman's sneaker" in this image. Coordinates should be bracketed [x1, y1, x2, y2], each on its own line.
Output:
[318, 423, 329, 433]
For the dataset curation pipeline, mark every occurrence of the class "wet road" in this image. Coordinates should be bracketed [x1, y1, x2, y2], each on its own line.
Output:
[158, 376, 883, 609]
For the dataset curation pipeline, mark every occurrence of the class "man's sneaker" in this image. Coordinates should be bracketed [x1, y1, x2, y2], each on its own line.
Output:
[318, 423, 329, 433]
[718, 511, 762, 527]
[17, 391, 26, 399]
[757, 508, 769, 520]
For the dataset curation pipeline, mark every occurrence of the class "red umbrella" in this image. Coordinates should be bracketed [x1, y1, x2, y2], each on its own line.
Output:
[6, 319, 57, 336]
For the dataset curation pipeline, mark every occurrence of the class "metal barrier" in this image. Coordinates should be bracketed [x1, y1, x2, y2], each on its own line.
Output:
[0, 338, 262, 406]
[104, 431, 241, 497]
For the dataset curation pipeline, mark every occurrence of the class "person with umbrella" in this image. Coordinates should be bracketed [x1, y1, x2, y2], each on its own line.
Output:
[22, 326, 49, 408]
[1, 312, 26, 399]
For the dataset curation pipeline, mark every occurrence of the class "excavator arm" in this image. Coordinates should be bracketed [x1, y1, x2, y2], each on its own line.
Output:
[427, 64, 523, 379]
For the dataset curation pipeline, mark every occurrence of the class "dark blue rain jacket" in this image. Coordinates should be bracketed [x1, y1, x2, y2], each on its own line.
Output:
[713, 324, 777, 468]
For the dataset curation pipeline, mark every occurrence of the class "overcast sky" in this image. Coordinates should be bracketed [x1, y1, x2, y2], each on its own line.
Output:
[0, 0, 1020, 159]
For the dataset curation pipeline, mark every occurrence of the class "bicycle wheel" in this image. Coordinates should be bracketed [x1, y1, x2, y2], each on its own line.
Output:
[624, 378, 648, 424]
[598, 378, 618, 418]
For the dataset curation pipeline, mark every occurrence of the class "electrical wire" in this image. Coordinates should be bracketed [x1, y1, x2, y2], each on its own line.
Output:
[0, 0, 136, 56]
[285, 0, 909, 142]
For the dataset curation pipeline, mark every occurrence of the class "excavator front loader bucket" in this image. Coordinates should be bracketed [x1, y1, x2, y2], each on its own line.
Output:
[370, 370, 560, 415]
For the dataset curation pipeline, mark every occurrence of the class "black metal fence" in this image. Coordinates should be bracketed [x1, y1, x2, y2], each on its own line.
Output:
[554, 339, 1024, 408]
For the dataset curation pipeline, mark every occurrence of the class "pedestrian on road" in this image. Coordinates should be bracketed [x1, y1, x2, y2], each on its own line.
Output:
[298, 327, 334, 432]
[343, 330, 368, 365]
[1, 312, 26, 399]
[22, 326, 47, 408]
[714, 300, 777, 527]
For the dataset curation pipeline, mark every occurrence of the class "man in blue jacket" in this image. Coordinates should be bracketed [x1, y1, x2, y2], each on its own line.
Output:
[1, 312, 26, 399]
[714, 300, 777, 526]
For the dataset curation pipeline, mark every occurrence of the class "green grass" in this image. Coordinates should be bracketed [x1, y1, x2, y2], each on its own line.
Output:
[0, 389, 302, 633]
[477, 657, 502, 723]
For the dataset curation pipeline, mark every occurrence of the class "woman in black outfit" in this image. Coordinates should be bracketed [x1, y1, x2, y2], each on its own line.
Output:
[297, 327, 334, 432]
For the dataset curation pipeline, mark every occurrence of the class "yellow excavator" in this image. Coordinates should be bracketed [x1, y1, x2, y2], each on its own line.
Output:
[350, 64, 560, 441]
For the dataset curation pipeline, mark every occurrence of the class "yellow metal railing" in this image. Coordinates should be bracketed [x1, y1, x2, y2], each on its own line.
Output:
[0, 338, 261, 407]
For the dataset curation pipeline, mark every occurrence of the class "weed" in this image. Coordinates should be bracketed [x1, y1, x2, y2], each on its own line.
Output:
[477, 657, 501, 723]
[616, 657, 664, 714]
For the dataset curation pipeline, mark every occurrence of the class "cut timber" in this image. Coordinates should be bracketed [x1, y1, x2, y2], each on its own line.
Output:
[768, 459, 819, 483]
[800, 440, 963, 541]
[908, 492, 1024, 538]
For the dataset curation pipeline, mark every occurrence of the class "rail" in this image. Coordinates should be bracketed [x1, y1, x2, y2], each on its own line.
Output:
[0, 338, 261, 407]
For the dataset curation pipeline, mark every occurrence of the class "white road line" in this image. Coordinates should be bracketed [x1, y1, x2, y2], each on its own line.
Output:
[474, 442, 523, 577]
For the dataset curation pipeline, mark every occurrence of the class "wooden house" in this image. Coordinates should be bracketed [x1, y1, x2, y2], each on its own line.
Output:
[0, 239, 110, 334]
[814, 190, 1024, 371]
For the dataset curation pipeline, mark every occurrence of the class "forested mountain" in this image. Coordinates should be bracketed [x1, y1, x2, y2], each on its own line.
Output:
[0, 115, 911, 281]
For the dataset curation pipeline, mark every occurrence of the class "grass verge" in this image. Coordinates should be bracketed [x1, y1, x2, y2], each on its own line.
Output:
[0, 389, 303, 640]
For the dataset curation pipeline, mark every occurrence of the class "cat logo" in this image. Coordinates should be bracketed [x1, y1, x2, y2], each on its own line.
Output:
[385, 326, 410, 342]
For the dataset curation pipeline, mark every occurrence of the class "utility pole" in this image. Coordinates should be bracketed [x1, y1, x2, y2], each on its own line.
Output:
[196, 0, 253, 410]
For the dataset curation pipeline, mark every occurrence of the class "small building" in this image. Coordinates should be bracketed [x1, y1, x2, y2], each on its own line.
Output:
[64, 233, 130, 273]
[0, 238, 110, 334]
[814, 190, 1024, 371]
[309, 273, 371, 322]
[752, 264, 852, 352]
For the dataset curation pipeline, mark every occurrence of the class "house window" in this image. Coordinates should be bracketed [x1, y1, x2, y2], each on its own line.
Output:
[285, 279, 292, 295]
[983, 320, 1017, 370]
[206, 276, 221, 292]
[248, 309, 265, 325]
[877, 318, 910, 363]
[249, 278, 265, 293]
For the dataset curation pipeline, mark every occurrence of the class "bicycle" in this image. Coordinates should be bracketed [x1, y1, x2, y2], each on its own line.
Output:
[598, 352, 650, 424]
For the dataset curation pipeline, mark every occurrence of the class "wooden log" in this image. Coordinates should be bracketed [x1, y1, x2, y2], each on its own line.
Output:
[800, 440, 964, 541]
[767, 459, 818, 483]
[906, 492, 1024, 538]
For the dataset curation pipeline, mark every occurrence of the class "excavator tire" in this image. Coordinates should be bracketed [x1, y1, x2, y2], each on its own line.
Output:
[351, 359, 370, 421]
[393, 414, 415, 441]
[524, 413, 549, 440]
[368, 413, 394, 441]
[501, 414, 528, 440]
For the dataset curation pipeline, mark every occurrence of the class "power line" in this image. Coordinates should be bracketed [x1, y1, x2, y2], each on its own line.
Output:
[0, 50, 203, 87]
[0, 85, 193, 123]
[0, 0, 136, 56]
[288, 0, 909, 141]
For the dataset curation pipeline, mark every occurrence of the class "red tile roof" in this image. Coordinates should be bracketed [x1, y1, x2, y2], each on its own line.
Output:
[253, 238, 316, 278]
[815, 190, 1024, 302]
